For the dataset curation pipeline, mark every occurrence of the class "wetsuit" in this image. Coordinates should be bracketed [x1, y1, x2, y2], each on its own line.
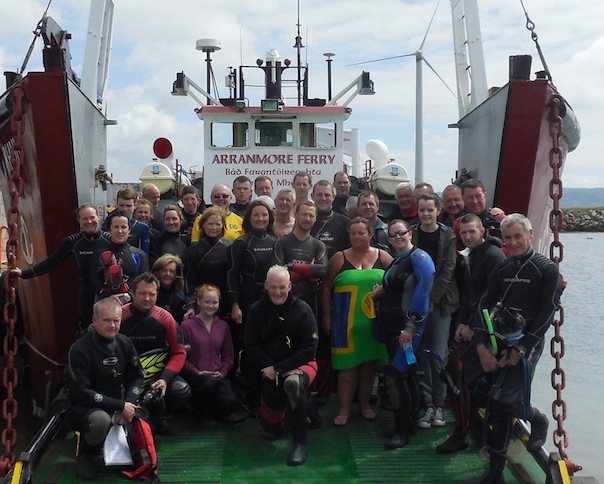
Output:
[332, 196, 350, 216]
[20, 229, 110, 328]
[227, 228, 277, 394]
[180, 211, 200, 246]
[376, 247, 434, 443]
[149, 230, 188, 266]
[91, 241, 149, 300]
[311, 209, 351, 259]
[156, 285, 187, 323]
[474, 247, 562, 478]
[227, 229, 277, 319]
[64, 328, 143, 452]
[120, 304, 190, 417]
[273, 232, 327, 315]
[184, 235, 230, 315]
[371, 218, 390, 251]
[439, 235, 506, 450]
[245, 292, 318, 445]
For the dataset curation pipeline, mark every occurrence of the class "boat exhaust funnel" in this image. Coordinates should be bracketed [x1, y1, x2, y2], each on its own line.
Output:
[509, 55, 532, 80]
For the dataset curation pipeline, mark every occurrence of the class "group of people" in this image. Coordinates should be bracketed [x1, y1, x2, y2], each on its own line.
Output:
[13, 171, 562, 482]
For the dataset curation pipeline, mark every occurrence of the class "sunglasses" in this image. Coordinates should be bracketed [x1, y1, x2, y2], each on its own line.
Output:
[388, 229, 409, 238]
[212, 194, 230, 199]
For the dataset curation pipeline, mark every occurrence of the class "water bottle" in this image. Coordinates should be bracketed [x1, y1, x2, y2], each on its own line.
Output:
[392, 341, 416, 372]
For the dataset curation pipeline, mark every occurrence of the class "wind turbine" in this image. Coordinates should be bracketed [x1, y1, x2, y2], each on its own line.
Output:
[349, 0, 456, 184]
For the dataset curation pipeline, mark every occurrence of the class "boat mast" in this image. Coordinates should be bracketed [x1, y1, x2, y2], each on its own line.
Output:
[293, 0, 304, 106]
[81, 0, 115, 109]
[450, 0, 488, 118]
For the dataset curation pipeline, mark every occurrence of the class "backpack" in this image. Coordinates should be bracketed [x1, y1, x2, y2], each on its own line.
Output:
[122, 416, 159, 483]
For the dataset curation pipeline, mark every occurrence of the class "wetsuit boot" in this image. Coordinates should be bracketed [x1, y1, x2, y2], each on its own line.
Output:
[436, 424, 469, 454]
[464, 448, 507, 483]
[385, 410, 411, 449]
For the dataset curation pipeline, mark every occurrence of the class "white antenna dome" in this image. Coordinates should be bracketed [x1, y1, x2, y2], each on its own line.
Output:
[366, 139, 390, 168]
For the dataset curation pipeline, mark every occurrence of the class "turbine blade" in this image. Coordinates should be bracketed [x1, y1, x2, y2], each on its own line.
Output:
[422, 57, 457, 99]
[419, 0, 442, 51]
[346, 53, 415, 67]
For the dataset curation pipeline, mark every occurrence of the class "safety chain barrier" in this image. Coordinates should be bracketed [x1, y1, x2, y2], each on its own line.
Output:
[546, 94, 580, 474]
[0, 85, 26, 476]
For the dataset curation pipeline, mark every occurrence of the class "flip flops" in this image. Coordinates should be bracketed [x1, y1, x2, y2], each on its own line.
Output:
[360, 408, 377, 420]
[333, 415, 350, 426]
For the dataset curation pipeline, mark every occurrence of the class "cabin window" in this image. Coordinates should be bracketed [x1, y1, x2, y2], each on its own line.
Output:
[299, 122, 337, 148]
[255, 121, 293, 147]
[210, 122, 249, 148]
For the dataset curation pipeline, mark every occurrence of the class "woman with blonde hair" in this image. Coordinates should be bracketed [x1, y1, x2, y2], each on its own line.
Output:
[151, 253, 187, 322]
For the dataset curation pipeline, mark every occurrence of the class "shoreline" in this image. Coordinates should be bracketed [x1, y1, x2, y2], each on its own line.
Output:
[562, 207, 604, 232]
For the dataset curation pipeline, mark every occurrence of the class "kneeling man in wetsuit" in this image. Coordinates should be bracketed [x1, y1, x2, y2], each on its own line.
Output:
[64, 298, 143, 480]
[244, 265, 319, 466]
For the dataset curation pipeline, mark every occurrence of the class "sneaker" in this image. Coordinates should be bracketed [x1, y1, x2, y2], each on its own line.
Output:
[432, 407, 446, 427]
[417, 407, 435, 429]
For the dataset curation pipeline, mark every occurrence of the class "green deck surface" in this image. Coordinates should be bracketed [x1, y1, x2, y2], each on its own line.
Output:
[30, 399, 545, 483]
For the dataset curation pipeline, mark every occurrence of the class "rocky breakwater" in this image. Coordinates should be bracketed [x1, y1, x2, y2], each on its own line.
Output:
[563, 208, 604, 232]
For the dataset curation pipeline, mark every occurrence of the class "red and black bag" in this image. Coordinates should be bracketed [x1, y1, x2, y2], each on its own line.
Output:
[122, 416, 159, 482]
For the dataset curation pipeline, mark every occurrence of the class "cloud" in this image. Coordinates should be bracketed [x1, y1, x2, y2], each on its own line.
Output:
[1, 0, 601, 190]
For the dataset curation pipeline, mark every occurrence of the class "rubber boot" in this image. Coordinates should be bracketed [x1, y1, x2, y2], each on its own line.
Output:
[76, 438, 100, 480]
[464, 448, 506, 484]
[436, 424, 469, 454]
[385, 410, 411, 449]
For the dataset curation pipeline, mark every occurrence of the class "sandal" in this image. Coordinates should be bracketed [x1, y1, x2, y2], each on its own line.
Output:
[333, 415, 350, 426]
[360, 408, 377, 420]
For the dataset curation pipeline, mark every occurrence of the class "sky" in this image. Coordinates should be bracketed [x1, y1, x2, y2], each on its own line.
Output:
[1, 0, 602, 191]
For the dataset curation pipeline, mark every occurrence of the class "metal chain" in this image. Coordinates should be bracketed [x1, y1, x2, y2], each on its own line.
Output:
[0, 86, 26, 475]
[547, 93, 580, 475]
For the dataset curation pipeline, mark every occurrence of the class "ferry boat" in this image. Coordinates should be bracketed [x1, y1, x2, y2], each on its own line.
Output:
[0, 0, 589, 482]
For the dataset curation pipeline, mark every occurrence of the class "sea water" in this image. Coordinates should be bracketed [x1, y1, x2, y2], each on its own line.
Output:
[531, 232, 604, 481]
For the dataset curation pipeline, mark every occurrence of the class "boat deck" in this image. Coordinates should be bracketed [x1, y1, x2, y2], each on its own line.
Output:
[31, 400, 545, 483]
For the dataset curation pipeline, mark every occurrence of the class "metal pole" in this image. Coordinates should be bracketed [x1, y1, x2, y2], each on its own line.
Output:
[324, 52, 334, 101]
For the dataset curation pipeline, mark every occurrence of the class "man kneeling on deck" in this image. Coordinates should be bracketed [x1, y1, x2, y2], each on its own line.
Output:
[244, 265, 319, 466]
[64, 298, 143, 480]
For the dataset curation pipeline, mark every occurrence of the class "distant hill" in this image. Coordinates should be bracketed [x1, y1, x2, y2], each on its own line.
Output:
[560, 188, 604, 208]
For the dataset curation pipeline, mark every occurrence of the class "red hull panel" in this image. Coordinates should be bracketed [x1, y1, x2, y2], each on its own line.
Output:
[0, 73, 81, 405]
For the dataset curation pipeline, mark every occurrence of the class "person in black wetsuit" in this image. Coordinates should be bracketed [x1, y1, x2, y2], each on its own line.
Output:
[149, 204, 188, 266]
[332, 172, 351, 216]
[227, 200, 277, 402]
[373, 219, 434, 449]
[151, 254, 187, 323]
[92, 210, 149, 301]
[244, 265, 319, 466]
[184, 207, 231, 316]
[467, 214, 563, 484]
[64, 298, 143, 479]
[436, 213, 506, 454]
[311, 180, 351, 258]
[273, 200, 327, 316]
[180, 186, 204, 246]
[11, 203, 110, 330]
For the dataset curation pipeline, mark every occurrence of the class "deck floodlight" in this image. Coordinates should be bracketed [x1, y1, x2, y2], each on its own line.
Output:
[261, 99, 279, 112]
[235, 99, 246, 110]
[360, 71, 375, 95]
